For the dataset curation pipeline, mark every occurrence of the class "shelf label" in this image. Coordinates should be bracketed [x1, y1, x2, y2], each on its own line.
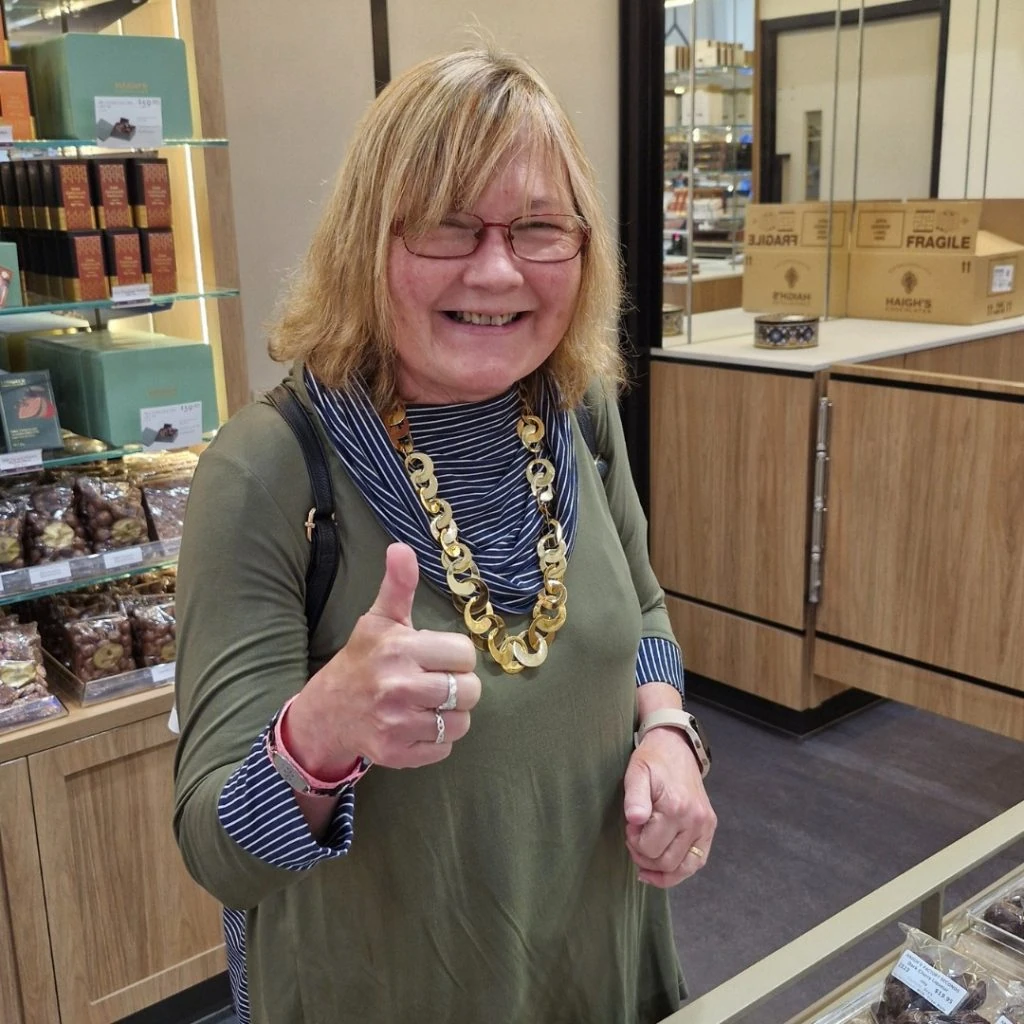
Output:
[991, 264, 1015, 295]
[141, 401, 202, 450]
[0, 449, 43, 473]
[111, 283, 153, 307]
[151, 662, 176, 684]
[0, 126, 12, 145]
[103, 547, 144, 570]
[891, 950, 967, 1015]
[94, 95, 163, 149]
[29, 562, 72, 586]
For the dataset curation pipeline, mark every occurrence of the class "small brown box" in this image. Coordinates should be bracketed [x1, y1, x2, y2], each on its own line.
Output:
[0, 65, 35, 141]
[61, 231, 108, 301]
[89, 158, 133, 229]
[127, 157, 171, 229]
[139, 228, 177, 294]
[103, 228, 144, 290]
[26, 159, 48, 229]
[11, 159, 30, 228]
[52, 160, 96, 231]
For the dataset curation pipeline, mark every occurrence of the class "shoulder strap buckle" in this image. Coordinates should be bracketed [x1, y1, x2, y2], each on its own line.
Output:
[305, 506, 337, 543]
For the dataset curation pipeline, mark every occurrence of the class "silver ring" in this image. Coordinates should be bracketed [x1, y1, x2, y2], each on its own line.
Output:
[438, 671, 458, 712]
[434, 711, 446, 744]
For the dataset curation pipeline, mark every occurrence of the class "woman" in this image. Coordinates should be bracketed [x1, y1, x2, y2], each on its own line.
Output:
[173, 47, 716, 1024]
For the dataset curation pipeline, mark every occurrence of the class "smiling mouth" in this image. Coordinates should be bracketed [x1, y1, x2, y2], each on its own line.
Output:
[444, 311, 525, 326]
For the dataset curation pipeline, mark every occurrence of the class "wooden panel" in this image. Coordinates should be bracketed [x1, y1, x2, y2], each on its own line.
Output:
[651, 361, 817, 628]
[815, 640, 1024, 742]
[664, 275, 744, 315]
[834, 361, 1024, 398]
[819, 378, 1024, 689]
[666, 595, 810, 709]
[29, 715, 224, 1024]
[868, 332, 1024, 384]
[0, 759, 59, 1024]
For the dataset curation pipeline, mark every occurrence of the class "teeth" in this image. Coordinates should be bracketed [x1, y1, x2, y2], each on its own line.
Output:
[452, 311, 518, 326]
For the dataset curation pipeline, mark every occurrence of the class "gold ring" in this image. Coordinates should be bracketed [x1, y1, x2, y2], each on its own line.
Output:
[688, 845, 705, 860]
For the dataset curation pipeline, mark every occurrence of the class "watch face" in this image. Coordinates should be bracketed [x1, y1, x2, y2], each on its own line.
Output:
[272, 751, 312, 794]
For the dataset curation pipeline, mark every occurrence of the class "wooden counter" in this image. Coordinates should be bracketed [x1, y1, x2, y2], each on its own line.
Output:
[0, 689, 226, 1024]
[651, 313, 1024, 737]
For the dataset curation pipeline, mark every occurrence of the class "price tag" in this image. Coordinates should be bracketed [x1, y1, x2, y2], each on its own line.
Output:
[94, 95, 163, 149]
[140, 401, 203, 450]
[991, 263, 1016, 295]
[29, 562, 72, 586]
[0, 449, 43, 473]
[103, 547, 143, 570]
[111, 283, 153, 307]
[151, 662, 176, 684]
[0, 126, 13, 144]
[891, 950, 968, 1015]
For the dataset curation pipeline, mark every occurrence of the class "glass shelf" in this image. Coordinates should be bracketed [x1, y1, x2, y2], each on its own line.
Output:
[0, 537, 180, 606]
[665, 67, 755, 91]
[1, 137, 228, 152]
[0, 286, 239, 317]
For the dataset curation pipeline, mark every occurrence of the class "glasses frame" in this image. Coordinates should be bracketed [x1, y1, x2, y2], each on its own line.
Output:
[399, 213, 590, 264]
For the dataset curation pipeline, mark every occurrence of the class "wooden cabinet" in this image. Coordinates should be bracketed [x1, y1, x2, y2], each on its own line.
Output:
[0, 759, 60, 1024]
[27, 714, 224, 1024]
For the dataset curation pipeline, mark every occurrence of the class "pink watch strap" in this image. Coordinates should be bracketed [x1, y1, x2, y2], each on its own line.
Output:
[271, 694, 368, 791]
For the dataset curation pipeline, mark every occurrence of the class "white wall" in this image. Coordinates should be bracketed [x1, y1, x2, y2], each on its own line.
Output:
[215, 0, 376, 398]
[387, 0, 619, 223]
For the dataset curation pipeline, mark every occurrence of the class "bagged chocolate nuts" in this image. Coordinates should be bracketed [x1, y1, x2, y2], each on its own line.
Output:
[128, 600, 176, 667]
[64, 613, 136, 682]
[0, 621, 49, 706]
[141, 476, 190, 540]
[0, 493, 28, 570]
[25, 484, 89, 564]
[76, 476, 149, 552]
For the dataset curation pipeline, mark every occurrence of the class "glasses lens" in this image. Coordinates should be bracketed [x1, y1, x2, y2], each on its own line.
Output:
[403, 213, 482, 258]
[510, 215, 585, 262]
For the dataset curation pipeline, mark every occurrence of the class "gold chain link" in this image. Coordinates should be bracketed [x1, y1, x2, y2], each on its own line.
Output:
[385, 396, 567, 673]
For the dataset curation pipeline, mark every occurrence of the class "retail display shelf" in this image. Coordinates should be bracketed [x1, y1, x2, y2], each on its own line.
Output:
[0, 432, 215, 476]
[45, 651, 175, 705]
[665, 66, 755, 90]
[0, 690, 65, 735]
[0, 286, 240, 317]
[1, 137, 228, 151]
[666, 123, 754, 136]
[0, 537, 180, 605]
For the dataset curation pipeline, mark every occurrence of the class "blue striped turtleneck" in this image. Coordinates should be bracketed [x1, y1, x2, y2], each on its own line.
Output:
[215, 372, 684, 1023]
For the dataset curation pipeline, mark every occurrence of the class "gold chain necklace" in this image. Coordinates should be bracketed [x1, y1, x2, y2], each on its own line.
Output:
[385, 393, 568, 674]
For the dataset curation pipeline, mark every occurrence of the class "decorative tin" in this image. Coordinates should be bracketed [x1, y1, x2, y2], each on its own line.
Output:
[753, 313, 820, 350]
[662, 304, 684, 336]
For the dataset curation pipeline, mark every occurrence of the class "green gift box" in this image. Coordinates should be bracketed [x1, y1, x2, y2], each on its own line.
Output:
[23, 329, 217, 445]
[14, 33, 193, 141]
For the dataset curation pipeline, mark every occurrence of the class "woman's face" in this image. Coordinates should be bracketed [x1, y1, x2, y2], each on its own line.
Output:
[387, 152, 582, 405]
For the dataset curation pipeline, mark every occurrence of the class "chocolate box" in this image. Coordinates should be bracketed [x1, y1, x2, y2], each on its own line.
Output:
[126, 158, 171, 229]
[89, 158, 133, 229]
[102, 228, 144, 290]
[139, 228, 176, 294]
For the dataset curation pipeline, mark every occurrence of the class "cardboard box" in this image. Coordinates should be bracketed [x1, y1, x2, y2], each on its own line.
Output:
[139, 228, 177, 294]
[14, 33, 192, 141]
[742, 202, 852, 317]
[58, 231, 108, 302]
[126, 157, 171, 228]
[22, 329, 217, 445]
[847, 199, 1024, 325]
[89, 157, 133, 229]
[0, 65, 35, 140]
[102, 228, 144, 290]
[49, 159, 96, 231]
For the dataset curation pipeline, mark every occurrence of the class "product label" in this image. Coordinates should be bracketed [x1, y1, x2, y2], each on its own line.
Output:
[997, 1016, 1013, 1024]
[103, 546, 143, 570]
[891, 950, 968, 1014]
[111, 282, 152, 306]
[141, 401, 203, 450]
[991, 263, 1016, 295]
[29, 562, 72, 586]
[0, 126, 13, 144]
[151, 661, 176, 684]
[94, 96, 163, 149]
[0, 449, 43, 473]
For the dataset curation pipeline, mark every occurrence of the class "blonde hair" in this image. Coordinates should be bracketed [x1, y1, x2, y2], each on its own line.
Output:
[268, 47, 624, 410]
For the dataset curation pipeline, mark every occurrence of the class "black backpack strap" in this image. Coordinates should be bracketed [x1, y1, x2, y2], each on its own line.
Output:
[264, 383, 339, 635]
[574, 395, 609, 480]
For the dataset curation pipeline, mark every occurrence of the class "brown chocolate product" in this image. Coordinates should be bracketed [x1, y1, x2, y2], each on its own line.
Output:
[102, 228, 143, 289]
[59, 231, 108, 302]
[128, 600, 176, 667]
[998, 1006, 1024, 1024]
[41, 591, 119, 665]
[64, 613, 135, 683]
[75, 476, 148, 552]
[126, 157, 171, 229]
[88, 158, 133, 229]
[982, 900, 1024, 939]
[139, 228, 177, 294]
[0, 492, 28, 569]
[52, 160, 96, 231]
[25, 483, 88, 564]
[0, 621, 49, 705]
[141, 475, 190, 540]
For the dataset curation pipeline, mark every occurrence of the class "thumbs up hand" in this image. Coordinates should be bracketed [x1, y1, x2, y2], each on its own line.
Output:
[283, 543, 482, 776]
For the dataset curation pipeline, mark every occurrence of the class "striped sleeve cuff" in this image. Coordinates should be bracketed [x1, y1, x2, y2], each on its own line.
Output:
[217, 719, 356, 871]
[636, 636, 685, 698]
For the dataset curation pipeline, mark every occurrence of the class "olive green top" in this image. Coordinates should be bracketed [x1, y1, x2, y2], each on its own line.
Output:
[173, 367, 685, 1023]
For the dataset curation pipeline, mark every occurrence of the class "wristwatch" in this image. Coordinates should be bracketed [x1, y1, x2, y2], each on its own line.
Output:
[266, 697, 371, 797]
[634, 708, 712, 778]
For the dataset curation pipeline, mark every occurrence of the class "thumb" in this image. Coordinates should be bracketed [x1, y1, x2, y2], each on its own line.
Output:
[368, 543, 419, 627]
[623, 757, 653, 826]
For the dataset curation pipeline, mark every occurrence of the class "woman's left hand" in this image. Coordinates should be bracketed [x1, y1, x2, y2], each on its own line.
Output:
[623, 728, 717, 887]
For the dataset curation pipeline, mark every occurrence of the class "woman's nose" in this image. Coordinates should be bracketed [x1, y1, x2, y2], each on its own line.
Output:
[461, 226, 525, 288]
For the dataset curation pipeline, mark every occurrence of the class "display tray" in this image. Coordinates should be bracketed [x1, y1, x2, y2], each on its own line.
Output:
[965, 871, 1024, 961]
[44, 651, 175, 705]
[0, 690, 66, 734]
[0, 537, 180, 604]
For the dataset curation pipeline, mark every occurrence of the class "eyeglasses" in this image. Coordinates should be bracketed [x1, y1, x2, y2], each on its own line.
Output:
[401, 212, 589, 263]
